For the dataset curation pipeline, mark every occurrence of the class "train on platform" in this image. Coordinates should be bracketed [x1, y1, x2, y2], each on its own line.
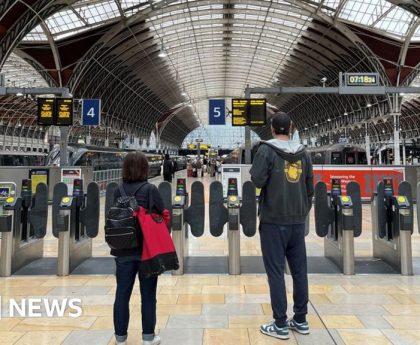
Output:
[307, 143, 367, 165]
[222, 142, 367, 165]
[0, 150, 47, 166]
[46, 144, 165, 177]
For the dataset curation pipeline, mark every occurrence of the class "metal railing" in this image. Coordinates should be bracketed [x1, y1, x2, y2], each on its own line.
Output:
[93, 169, 122, 195]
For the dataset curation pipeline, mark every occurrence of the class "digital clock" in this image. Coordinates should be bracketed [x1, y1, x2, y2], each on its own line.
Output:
[345, 73, 379, 87]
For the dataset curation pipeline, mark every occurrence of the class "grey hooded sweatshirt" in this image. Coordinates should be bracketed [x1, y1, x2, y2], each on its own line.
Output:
[250, 139, 314, 225]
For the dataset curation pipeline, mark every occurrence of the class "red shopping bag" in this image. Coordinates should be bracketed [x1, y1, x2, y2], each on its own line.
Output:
[135, 207, 179, 276]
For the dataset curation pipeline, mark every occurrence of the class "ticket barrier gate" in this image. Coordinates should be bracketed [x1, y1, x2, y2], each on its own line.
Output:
[0, 180, 48, 276]
[52, 179, 100, 276]
[371, 178, 413, 275]
[209, 179, 256, 275]
[104, 180, 205, 276]
[315, 179, 362, 275]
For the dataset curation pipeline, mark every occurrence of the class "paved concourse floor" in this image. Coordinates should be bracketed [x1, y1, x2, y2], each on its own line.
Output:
[1, 171, 420, 345]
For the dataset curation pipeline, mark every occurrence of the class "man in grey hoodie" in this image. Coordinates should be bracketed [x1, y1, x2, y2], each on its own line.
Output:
[250, 112, 314, 340]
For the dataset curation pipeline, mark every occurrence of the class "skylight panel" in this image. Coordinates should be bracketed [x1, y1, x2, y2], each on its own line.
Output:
[374, 6, 413, 36]
[46, 9, 85, 34]
[22, 25, 47, 41]
[76, 0, 120, 24]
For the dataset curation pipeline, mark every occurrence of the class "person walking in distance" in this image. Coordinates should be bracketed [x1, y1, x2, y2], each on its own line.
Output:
[250, 112, 314, 340]
[163, 154, 174, 183]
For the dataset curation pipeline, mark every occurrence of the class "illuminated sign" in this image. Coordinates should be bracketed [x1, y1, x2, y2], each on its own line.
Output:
[187, 144, 197, 150]
[56, 98, 73, 126]
[345, 73, 379, 87]
[232, 99, 248, 126]
[37, 98, 55, 126]
[231, 99, 266, 126]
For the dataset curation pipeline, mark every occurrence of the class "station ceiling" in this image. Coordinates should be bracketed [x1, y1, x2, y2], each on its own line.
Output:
[1, 0, 420, 147]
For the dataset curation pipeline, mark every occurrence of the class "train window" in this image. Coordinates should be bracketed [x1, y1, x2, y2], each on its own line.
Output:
[358, 152, 367, 165]
[331, 152, 342, 164]
[345, 152, 356, 165]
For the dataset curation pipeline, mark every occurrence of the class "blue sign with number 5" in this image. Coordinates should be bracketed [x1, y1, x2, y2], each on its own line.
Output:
[82, 99, 101, 126]
[209, 99, 225, 125]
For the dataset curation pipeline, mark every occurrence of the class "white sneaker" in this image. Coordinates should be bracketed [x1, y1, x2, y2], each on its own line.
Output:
[143, 335, 161, 345]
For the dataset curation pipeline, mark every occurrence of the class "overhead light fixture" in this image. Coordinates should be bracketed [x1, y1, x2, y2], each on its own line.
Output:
[327, 118, 331, 122]
[344, 112, 348, 116]
[158, 44, 167, 58]
[366, 102, 372, 108]
[16, 92, 24, 97]
[315, 123, 318, 126]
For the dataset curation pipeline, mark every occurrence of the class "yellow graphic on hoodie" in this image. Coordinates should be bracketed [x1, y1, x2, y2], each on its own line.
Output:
[284, 160, 302, 183]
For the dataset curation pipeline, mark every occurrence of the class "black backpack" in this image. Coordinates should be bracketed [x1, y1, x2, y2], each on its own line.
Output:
[105, 183, 147, 250]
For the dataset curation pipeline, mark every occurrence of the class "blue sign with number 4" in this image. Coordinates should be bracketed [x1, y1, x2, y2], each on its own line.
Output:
[82, 99, 101, 126]
[209, 99, 225, 125]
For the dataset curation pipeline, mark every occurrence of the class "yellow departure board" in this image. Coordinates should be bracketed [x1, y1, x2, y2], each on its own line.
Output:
[56, 98, 73, 126]
[231, 98, 266, 126]
[37, 98, 55, 125]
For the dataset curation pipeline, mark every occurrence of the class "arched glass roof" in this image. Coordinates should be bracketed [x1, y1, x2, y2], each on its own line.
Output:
[182, 122, 260, 149]
[2, 53, 48, 88]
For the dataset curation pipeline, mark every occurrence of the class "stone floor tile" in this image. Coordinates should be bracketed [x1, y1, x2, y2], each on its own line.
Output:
[61, 330, 114, 345]
[357, 315, 393, 329]
[248, 329, 298, 345]
[321, 315, 364, 329]
[337, 329, 392, 345]
[158, 328, 203, 345]
[202, 303, 263, 316]
[292, 329, 337, 345]
[203, 328, 249, 345]
[14, 331, 70, 345]
[382, 329, 420, 345]
[383, 315, 420, 330]
[225, 294, 270, 304]
[177, 294, 224, 304]
[166, 315, 228, 329]
[0, 331, 25, 344]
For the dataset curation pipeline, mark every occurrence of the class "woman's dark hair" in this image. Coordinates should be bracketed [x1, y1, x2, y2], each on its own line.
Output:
[122, 152, 149, 182]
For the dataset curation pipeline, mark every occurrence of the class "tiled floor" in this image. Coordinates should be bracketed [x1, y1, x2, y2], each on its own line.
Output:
[1, 172, 420, 345]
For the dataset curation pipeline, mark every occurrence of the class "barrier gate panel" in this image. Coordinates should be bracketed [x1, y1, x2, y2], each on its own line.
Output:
[29, 183, 48, 239]
[158, 182, 172, 231]
[417, 182, 420, 234]
[209, 181, 228, 237]
[376, 181, 387, 239]
[241, 181, 257, 237]
[105, 182, 118, 216]
[346, 182, 362, 238]
[398, 181, 413, 235]
[81, 182, 100, 238]
[52, 183, 68, 238]
[185, 181, 205, 237]
[314, 181, 333, 237]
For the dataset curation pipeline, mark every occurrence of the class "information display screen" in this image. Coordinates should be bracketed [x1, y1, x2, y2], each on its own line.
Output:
[248, 99, 266, 126]
[232, 99, 248, 126]
[345, 73, 379, 86]
[227, 178, 238, 196]
[56, 98, 73, 126]
[37, 98, 55, 125]
[331, 178, 341, 196]
[0, 187, 10, 198]
[231, 99, 266, 126]
[176, 178, 186, 196]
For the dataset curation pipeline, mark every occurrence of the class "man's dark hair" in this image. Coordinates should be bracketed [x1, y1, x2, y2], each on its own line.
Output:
[122, 152, 149, 182]
[271, 112, 292, 135]
[165, 153, 170, 160]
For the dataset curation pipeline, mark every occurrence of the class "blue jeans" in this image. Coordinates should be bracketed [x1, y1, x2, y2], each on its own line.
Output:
[114, 256, 158, 342]
[259, 223, 308, 326]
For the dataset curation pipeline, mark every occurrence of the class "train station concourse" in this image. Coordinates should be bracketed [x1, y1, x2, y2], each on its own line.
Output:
[1, 1, 420, 345]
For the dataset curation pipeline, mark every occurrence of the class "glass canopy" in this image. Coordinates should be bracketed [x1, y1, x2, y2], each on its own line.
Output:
[2, 53, 48, 88]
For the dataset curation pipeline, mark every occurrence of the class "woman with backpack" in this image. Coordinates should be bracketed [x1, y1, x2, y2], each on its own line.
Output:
[111, 152, 163, 345]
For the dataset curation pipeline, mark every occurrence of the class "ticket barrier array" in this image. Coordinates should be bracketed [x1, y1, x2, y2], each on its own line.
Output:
[209, 178, 256, 275]
[52, 179, 100, 276]
[315, 179, 362, 275]
[0, 180, 48, 276]
[371, 178, 413, 275]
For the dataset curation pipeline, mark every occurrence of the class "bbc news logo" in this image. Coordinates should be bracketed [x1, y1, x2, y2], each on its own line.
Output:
[0, 297, 82, 318]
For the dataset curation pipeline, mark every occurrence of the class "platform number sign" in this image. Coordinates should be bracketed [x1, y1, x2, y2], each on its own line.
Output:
[208, 99, 225, 125]
[81, 99, 101, 126]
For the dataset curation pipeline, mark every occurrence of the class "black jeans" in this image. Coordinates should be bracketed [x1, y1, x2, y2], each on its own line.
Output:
[260, 223, 308, 326]
[114, 256, 158, 342]
[163, 174, 172, 183]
